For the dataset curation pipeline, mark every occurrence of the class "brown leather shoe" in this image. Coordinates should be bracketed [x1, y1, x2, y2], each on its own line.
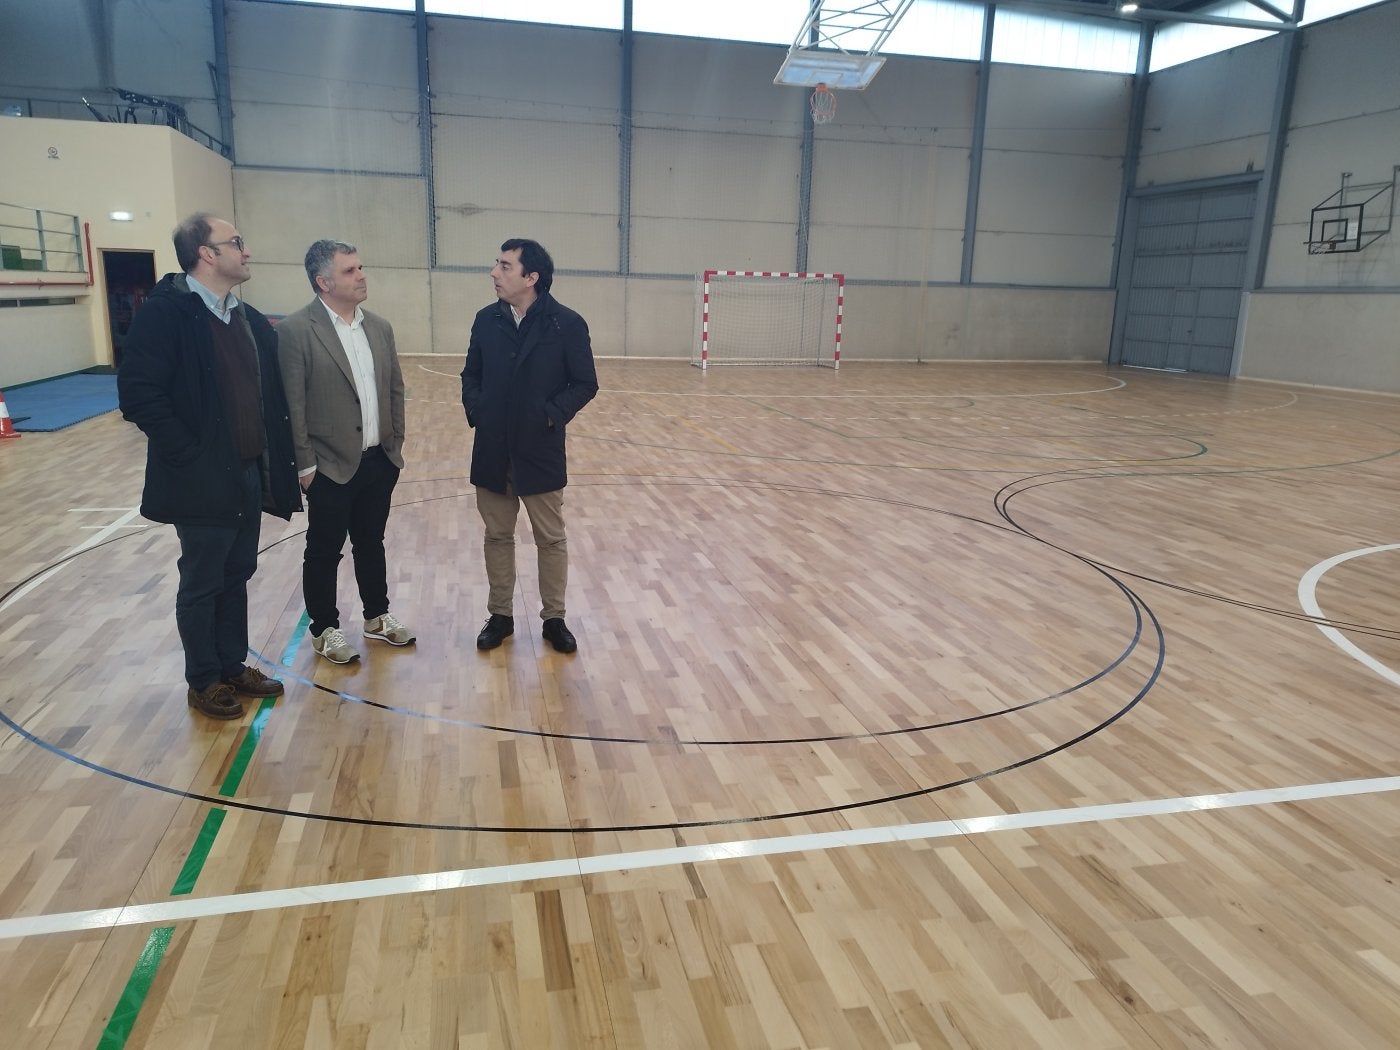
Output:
[223, 667, 285, 697]
[187, 682, 243, 720]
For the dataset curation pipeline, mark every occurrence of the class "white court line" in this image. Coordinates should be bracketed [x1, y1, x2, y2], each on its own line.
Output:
[0, 508, 147, 613]
[411, 362, 1127, 398]
[1297, 544, 1400, 689]
[3, 774, 1399, 941]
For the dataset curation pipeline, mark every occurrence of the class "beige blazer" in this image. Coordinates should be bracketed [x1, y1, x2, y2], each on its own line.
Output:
[276, 299, 406, 486]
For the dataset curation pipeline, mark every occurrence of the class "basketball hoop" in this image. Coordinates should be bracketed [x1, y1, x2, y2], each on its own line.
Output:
[809, 82, 837, 125]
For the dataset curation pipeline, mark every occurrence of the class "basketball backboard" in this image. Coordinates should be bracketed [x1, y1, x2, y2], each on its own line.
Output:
[774, 49, 886, 90]
[773, 1, 915, 90]
[1306, 167, 1396, 255]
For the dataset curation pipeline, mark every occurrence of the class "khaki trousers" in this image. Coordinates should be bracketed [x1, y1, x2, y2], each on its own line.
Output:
[475, 482, 567, 620]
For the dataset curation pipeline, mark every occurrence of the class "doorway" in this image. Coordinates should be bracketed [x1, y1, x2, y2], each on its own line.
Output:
[101, 249, 157, 369]
[1115, 182, 1257, 376]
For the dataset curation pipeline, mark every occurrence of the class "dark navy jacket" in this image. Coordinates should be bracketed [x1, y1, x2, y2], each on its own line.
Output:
[460, 291, 598, 497]
[118, 273, 302, 525]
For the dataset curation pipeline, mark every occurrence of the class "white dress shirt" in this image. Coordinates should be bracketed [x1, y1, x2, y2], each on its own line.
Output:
[320, 299, 380, 454]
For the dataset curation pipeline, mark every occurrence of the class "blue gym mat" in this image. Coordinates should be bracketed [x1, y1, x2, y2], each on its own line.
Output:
[7, 373, 119, 432]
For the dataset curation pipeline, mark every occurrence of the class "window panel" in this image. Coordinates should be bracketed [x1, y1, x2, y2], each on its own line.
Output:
[991, 8, 1139, 73]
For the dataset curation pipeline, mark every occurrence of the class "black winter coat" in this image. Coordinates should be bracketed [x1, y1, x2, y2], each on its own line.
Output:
[118, 273, 302, 526]
[460, 292, 598, 496]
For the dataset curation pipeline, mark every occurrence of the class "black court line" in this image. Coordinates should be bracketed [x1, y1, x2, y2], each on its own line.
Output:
[0, 476, 1165, 833]
[992, 467, 1400, 641]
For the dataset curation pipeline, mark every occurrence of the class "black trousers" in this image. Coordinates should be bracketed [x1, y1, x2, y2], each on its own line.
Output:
[174, 460, 262, 689]
[303, 446, 400, 636]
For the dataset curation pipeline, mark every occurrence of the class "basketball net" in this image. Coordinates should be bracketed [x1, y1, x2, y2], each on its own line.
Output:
[809, 83, 837, 125]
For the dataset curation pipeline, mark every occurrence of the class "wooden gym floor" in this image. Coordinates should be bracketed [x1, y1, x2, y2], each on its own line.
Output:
[0, 358, 1397, 1049]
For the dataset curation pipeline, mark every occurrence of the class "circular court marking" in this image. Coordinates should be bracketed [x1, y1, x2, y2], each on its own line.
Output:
[1297, 544, 1400, 688]
[0, 479, 1166, 833]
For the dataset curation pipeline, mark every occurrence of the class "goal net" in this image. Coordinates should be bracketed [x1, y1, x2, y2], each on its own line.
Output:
[695, 270, 843, 369]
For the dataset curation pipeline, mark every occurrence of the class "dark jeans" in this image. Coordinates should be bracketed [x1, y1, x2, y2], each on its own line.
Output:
[303, 446, 400, 636]
[174, 460, 261, 690]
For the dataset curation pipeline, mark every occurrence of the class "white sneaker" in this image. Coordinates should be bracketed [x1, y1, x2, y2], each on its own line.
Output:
[312, 625, 359, 664]
[364, 612, 415, 646]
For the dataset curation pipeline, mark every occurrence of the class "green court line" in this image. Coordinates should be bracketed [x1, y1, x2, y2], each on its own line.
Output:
[95, 925, 173, 1050]
[168, 809, 226, 897]
[220, 700, 277, 797]
[97, 613, 308, 1048]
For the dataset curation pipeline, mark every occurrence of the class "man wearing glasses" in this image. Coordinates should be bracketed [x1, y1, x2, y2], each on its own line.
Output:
[119, 213, 302, 719]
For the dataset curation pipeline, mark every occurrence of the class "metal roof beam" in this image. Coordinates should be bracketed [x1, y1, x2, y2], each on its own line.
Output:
[1245, 0, 1295, 23]
[787, 1, 918, 57]
[1130, 7, 1295, 29]
[992, 0, 1297, 31]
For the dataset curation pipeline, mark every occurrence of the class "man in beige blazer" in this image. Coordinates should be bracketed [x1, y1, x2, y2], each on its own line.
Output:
[277, 239, 414, 664]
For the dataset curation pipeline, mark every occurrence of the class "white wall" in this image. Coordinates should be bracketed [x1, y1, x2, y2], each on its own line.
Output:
[0, 118, 234, 387]
[848, 285, 1114, 360]
[16, 0, 1397, 385]
[0, 302, 94, 390]
[975, 65, 1131, 286]
[224, 1, 419, 172]
[1133, 1, 1400, 392]
[809, 55, 976, 283]
[629, 35, 801, 276]
[1263, 2, 1400, 289]
[1138, 37, 1281, 188]
[432, 18, 624, 272]
[1240, 1, 1400, 392]
[0, 0, 222, 142]
[1237, 292, 1400, 392]
[212, 4, 1131, 364]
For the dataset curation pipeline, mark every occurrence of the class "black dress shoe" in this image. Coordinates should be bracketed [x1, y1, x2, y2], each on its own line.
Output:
[541, 617, 577, 654]
[476, 613, 514, 650]
[187, 682, 243, 720]
[224, 666, 285, 697]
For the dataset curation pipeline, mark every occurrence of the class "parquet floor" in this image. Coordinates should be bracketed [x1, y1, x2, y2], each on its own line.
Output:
[0, 359, 1397, 1048]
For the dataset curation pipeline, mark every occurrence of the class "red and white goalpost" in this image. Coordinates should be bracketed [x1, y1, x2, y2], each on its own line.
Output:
[696, 270, 843, 369]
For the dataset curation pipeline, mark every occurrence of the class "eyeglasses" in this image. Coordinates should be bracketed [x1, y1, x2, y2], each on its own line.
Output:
[206, 236, 246, 253]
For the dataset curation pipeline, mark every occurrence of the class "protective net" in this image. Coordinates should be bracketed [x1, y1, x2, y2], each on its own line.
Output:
[696, 271, 843, 368]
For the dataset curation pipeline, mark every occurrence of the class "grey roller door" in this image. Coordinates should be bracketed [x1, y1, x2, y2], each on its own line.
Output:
[1119, 184, 1255, 375]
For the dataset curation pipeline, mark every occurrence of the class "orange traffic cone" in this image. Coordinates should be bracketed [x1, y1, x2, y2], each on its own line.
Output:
[0, 390, 20, 440]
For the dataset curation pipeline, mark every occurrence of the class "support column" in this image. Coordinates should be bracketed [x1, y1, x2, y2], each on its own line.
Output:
[960, 6, 995, 284]
[212, 0, 235, 160]
[796, 3, 819, 272]
[1108, 22, 1153, 365]
[417, 0, 437, 268]
[619, 0, 633, 275]
[1250, 29, 1302, 291]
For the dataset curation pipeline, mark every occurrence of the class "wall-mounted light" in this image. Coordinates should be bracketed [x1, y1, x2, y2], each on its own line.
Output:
[109, 211, 133, 221]
[1119, 1, 1140, 11]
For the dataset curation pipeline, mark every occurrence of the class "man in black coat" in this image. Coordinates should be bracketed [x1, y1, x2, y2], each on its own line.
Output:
[118, 213, 302, 719]
[460, 238, 598, 653]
